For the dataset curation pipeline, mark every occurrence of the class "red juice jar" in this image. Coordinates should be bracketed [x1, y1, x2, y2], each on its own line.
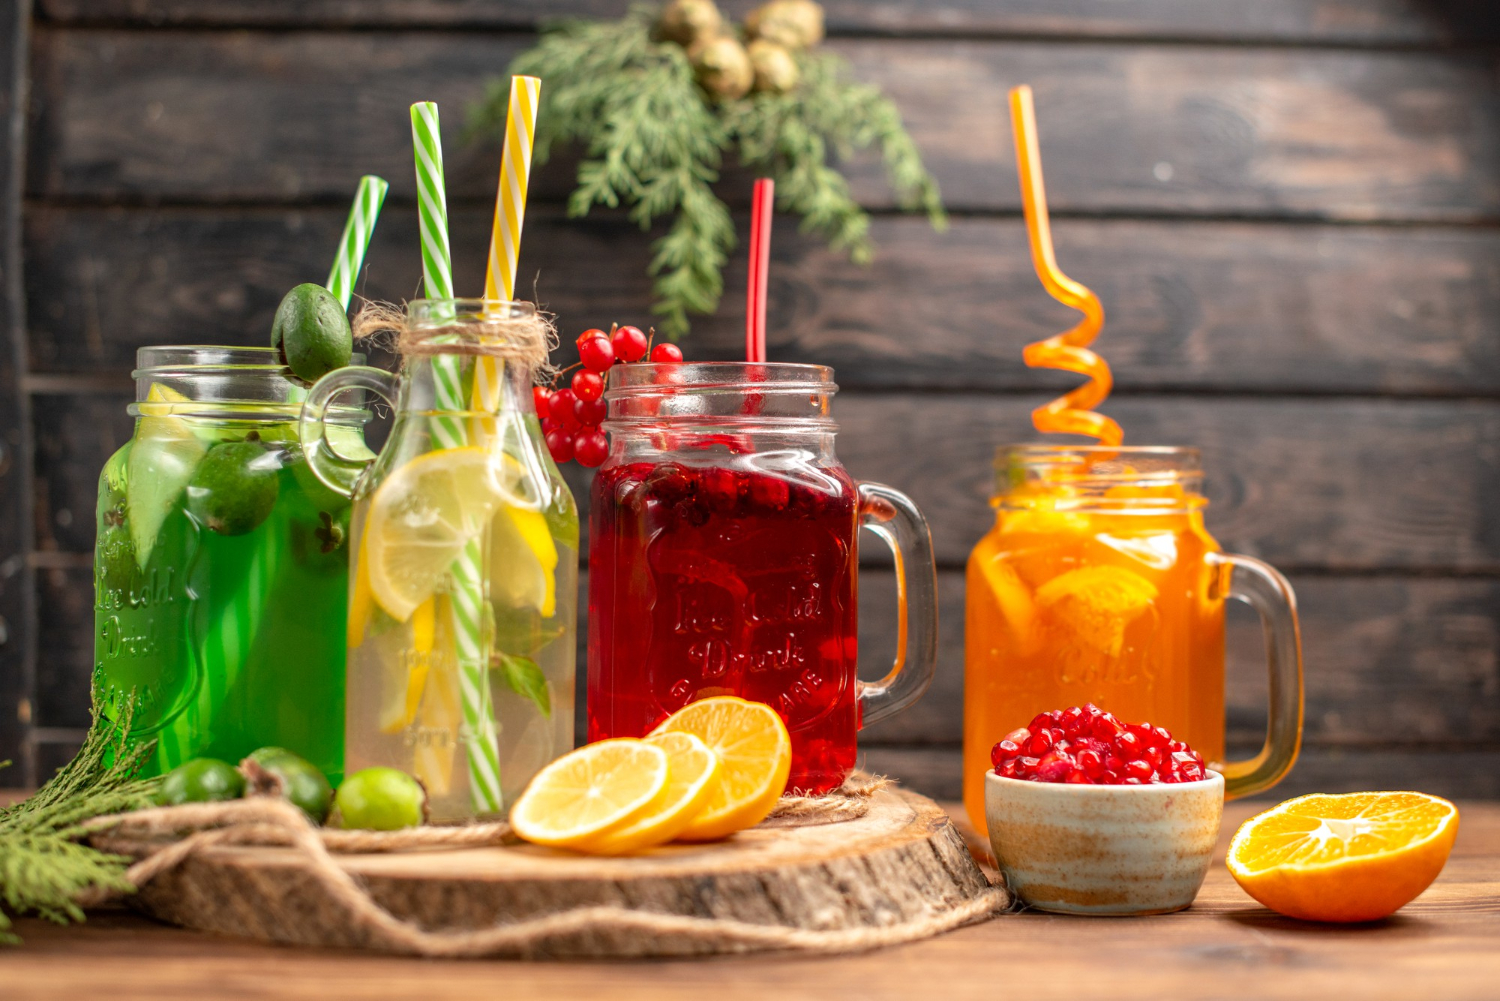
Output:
[588, 363, 938, 794]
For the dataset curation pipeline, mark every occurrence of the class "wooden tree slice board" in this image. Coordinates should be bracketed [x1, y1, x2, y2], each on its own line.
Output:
[127, 787, 1000, 958]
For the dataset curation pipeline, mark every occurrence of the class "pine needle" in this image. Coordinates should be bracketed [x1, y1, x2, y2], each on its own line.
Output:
[468, 4, 943, 338]
[0, 701, 160, 944]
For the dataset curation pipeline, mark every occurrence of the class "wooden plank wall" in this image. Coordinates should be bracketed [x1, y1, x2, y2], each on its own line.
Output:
[7, 0, 1499, 797]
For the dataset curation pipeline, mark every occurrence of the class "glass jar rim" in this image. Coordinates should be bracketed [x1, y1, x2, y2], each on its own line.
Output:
[993, 443, 1206, 508]
[406, 298, 536, 325]
[603, 362, 837, 430]
[132, 345, 366, 423]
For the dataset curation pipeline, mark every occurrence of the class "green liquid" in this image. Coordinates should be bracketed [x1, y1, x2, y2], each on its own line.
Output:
[94, 422, 352, 781]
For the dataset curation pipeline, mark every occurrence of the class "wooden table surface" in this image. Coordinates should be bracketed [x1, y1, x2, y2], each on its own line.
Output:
[6, 801, 1497, 1000]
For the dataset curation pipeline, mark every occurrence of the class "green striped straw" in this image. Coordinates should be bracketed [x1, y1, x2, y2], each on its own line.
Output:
[325, 174, 389, 311]
[410, 101, 504, 815]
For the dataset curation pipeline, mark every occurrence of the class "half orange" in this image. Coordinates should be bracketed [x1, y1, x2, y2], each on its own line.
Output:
[1226, 791, 1459, 922]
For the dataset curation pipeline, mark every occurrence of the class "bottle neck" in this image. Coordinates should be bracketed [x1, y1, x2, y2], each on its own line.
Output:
[397, 352, 537, 417]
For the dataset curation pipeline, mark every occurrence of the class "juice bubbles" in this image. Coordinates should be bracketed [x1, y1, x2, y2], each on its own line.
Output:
[963, 446, 1304, 835]
[590, 459, 859, 793]
[94, 347, 359, 780]
[587, 363, 939, 796]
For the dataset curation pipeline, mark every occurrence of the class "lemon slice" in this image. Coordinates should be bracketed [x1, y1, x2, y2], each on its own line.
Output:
[585, 732, 721, 855]
[509, 738, 670, 848]
[364, 447, 513, 621]
[489, 503, 558, 618]
[126, 383, 207, 568]
[651, 696, 792, 842]
[413, 598, 461, 798]
[379, 596, 435, 735]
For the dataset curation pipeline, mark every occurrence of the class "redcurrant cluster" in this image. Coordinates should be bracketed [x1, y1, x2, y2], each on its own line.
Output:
[537, 324, 685, 468]
[990, 703, 1208, 785]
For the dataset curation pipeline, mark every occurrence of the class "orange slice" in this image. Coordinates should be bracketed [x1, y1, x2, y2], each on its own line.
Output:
[651, 696, 791, 841]
[509, 739, 668, 849]
[1035, 565, 1157, 659]
[584, 732, 722, 855]
[1227, 792, 1459, 922]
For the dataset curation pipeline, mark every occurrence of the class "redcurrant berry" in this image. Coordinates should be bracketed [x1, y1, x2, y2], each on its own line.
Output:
[532, 386, 551, 420]
[550, 389, 581, 431]
[572, 370, 604, 402]
[611, 325, 649, 363]
[577, 332, 615, 372]
[575, 396, 608, 427]
[649, 342, 683, 364]
[544, 428, 574, 464]
[573, 429, 608, 468]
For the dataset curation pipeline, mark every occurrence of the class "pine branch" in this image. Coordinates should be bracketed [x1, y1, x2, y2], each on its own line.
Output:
[467, 5, 944, 336]
[0, 701, 159, 944]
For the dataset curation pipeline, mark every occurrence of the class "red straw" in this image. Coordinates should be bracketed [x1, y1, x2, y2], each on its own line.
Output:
[745, 178, 774, 363]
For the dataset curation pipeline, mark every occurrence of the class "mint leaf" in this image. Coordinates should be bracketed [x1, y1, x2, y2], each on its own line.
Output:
[497, 653, 551, 718]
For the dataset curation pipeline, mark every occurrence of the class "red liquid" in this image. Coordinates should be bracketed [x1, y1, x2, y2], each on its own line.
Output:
[588, 458, 860, 794]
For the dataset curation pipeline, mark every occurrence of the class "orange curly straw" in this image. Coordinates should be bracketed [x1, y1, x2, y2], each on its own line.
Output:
[1009, 85, 1122, 446]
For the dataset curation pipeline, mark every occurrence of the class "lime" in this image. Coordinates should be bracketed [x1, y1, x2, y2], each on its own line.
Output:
[157, 758, 246, 805]
[271, 283, 352, 383]
[332, 767, 427, 831]
[126, 384, 207, 568]
[241, 746, 334, 823]
[186, 437, 282, 536]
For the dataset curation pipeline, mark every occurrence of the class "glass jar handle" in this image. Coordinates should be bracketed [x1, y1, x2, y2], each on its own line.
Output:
[856, 482, 939, 728]
[298, 365, 398, 497]
[1211, 552, 1305, 799]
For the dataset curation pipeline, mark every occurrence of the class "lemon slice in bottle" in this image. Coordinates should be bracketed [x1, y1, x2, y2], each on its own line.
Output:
[1035, 565, 1158, 659]
[378, 596, 435, 735]
[126, 382, 207, 568]
[489, 503, 558, 619]
[363, 447, 514, 621]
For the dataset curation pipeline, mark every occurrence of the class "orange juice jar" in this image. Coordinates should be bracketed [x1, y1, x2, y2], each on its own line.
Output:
[963, 446, 1303, 834]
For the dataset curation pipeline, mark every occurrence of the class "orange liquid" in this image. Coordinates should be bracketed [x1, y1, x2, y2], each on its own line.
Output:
[962, 488, 1227, 835]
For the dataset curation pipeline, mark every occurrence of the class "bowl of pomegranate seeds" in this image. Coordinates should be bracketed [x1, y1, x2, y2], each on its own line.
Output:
[985, 703, 1224, 916]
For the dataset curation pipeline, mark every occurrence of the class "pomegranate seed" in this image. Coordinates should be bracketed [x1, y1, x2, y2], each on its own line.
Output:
[611, 325, 649, 363]
[1076, 749, 1104, 777]
[1024, 730, 1054, 756]
[989, 705, 1206, 784]
[533, 386, 551, 419]
[650, 342, 684, 364]
[1090, 714, 1124, 740]
[572, 369, 605, 402]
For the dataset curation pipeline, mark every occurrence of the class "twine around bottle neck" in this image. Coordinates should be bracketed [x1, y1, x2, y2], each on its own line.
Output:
[352, 301, 555, 371]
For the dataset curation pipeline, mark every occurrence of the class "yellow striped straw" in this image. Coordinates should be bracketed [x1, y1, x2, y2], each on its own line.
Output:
[475, 75, 542, 413]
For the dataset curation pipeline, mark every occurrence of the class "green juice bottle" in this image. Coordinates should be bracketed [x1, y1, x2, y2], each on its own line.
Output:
[93, 346, 368, 782]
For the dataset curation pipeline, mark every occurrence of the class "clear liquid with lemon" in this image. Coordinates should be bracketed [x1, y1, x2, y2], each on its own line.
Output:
[963, 480, 1227, 835]
[342, 410, 577, 821]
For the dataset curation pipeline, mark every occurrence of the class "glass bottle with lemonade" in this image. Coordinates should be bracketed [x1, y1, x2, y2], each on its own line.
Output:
[302, 298, 577, 821]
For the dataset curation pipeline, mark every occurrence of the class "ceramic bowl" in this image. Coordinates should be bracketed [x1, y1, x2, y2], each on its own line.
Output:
[985, 769, 1225, 916]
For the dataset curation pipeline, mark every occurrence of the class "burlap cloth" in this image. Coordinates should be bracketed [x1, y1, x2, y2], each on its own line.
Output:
[80, 771, 1006, 958]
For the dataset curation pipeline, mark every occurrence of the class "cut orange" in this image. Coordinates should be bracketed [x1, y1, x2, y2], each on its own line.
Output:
[1227, 792, 1459, 922]
[1035, 565, 1158, 659]
[509, 739, 668, 849]
[651, 696, 791, 842]
[585, 732, 722, 855]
